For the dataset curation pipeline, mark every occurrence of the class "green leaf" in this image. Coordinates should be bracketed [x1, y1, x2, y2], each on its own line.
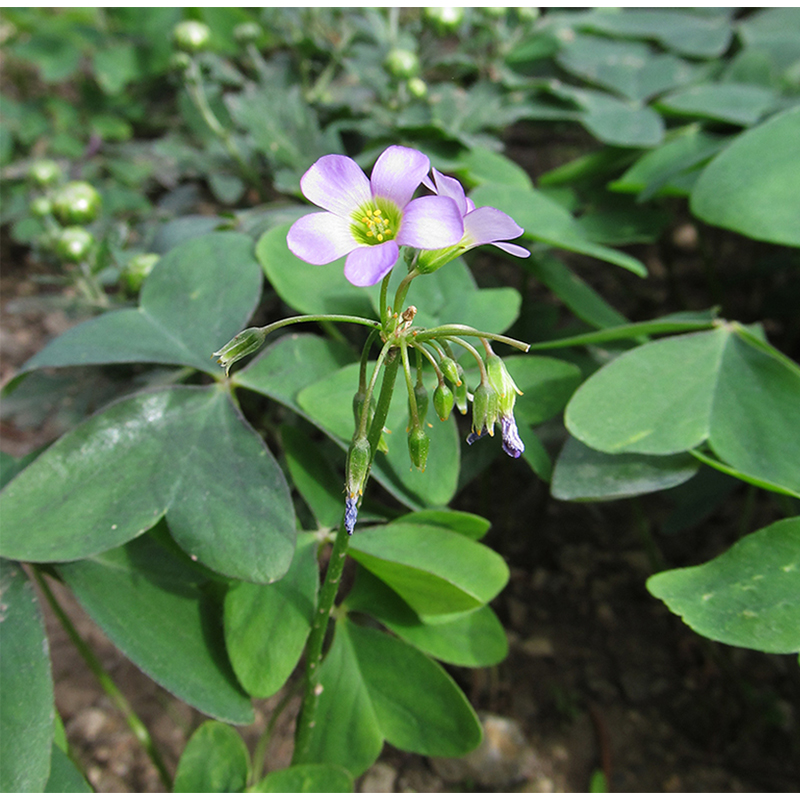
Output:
[454, 147, 533, 189]
[235, 334, 355, 416]
[300, 618, 481, 776]
[297, 362, 460, 510]
[647, 517, 800, 653]
[281, 426, 346, 529]
[0, 560, 54, 792]
[656, 83, 778, 126]
[23, 232, 262, 375]
[252, 764, 354, 792]
[347, 569, 508, 667]
[551, 436, 699, 501]
[470, 184, 648, 277]
[519, 425, 553, 483]
[224, 534, 318, 698]
[58, 534, 253, 724]
[565, 327, 800, 496]
[507, 355, 582, 427]
[397, 509, 491, 540]
[91, 43, 139, 94]
[690, 106, 800, 247]
[524, 253, 628, 329]
[45, 747, 92, 793]
[173, 721, 250, 793]
[0, 387, 296, 584]
[349, 522, 509, 616]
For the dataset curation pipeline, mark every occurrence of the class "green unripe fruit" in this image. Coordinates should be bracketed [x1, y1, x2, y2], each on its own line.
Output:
[413, 382, 429, 423]
[173, 20, 211, 53]
[212, 326, 266, 375]
[28, 159, 62, 187]
[385, 48, 420, 80]
[346, 435, 372, 499]
[433, 381, 454, 421]
[471, 381, 499, 437]
[439, 356, 461, 386]
[423, 6, 464, 33]
[407, 77, 428, 99]
[407, 424, 430, 472]
[56, 227, 94, 262]
[234, 21, 262, 45]
[29, 196, 53, 218]
[124, 253, 159, 293]
[52, 181, 101, 225]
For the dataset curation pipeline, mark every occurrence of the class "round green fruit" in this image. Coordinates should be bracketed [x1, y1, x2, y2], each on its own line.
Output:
[52, 181, 102, 225]
[56, 227, 95, 262]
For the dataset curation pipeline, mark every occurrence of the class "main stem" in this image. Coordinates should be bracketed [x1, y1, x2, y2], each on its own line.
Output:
[292, 353, 401, 763]
[32, 568, 172, 790]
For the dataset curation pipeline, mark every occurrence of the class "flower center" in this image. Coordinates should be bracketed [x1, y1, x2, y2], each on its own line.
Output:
[352, 201, 400, 246]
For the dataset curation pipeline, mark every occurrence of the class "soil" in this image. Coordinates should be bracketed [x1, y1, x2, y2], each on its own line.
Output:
[2, 227, 799, 792]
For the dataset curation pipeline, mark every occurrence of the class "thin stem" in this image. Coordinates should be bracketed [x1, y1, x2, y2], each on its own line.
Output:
[415, 324, 530, 352]
[400, 340, 419, 427]
[447, 335, 488, 383]
[414, 342, 444, 380]
[31, 568, 172, 790]
[356, 341, 393, 440]
[393, 267, 419, 314]
[259, 314, 381, 339]
[379, 272, 392, 327]
[293, 354, 400, 763]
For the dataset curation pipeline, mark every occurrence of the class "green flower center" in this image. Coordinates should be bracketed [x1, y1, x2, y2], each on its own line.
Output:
[351, 200, 401, 246]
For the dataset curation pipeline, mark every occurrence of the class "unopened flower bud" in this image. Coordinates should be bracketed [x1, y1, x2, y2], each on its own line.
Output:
[345, 434, 372, 534]
[212, 327, 266, 375]
[234, 21, 262, 45]
[173, 20, 211, 53]
[469, 381, 498, 444]
[407, 77, 428, 99]
[385, 48, 420, 80]
[29, 196, 53, 218]
[439, 356, 461, 386]
[433, 380, 454, 421]
[124, 253, 159, 293]
[28, 159, 62, 187]
[485, 353, 522, 417]
[413, 382, 428, 423]
[452, 363, 468, 414]
[424, 6, 465, 34]
[55, 227, 94, 262]
[407, 423, 430, 472]
[169, 52, 192, 72]
[52, 181, 101, 226]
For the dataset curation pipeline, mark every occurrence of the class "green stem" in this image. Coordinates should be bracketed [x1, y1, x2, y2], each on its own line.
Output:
[400, 340, 419, 426]
[416, 324, 530, 352]
[259, 314, 381, 339]
[393, 267, 419, 314]
[379, 272, 392, 327]
[293, 355, 400, 764]
[446, 335, 488, 383]
[31, 567, 172, 790]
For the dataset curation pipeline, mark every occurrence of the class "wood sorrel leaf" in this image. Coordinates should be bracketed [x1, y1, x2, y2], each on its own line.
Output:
[224, 534, 318, 698]
[0, 560, 54, 793]
[22, 232, 262, 376]
[251, 764, 354, 792]
[647, 517, 800, 653]
[58, 533, 253, 724]
[0, 386, 295, 584]
[349, 522, 509, 616]
[44, 747, 92, 792]
[173, 721, 250, 793]
[565, 326, 800, 497]
[300, 618, 481, 776]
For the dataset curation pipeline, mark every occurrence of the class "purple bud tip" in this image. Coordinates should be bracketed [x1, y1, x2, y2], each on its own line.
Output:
[345, 495, 359, 535]
[466, 427, 491, 446]
[501, 415, 525, 458]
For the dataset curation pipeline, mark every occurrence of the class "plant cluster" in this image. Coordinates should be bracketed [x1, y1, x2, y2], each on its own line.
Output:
[1, 7, 798, 793]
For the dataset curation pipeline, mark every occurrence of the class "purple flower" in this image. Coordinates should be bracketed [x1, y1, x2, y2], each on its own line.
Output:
[417, 168, 530, 273]
[287, 146, 464, 287]
[500, 414, 525, 459]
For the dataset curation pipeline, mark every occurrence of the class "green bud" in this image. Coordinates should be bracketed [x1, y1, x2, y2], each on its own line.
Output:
[407, 424, 430, 472]
[413, 381, 429, 423]
[424, 6, 464, 33]
[453, 363, 468, 414]
[486, 352, 522, 417]
[385, 48, 419, 80]
[28, 159, 62, 187]
[55, 227, 94, 263]
[169, 51, 192, 72]
[124, 253, 159, 293]
[29, 196, 53, 218]
[471, 381, 499, 438]
[346, 434, 372, 500]
[173, 20, 211, 53]
[416, 243, 465, 275]
[433, 380, 454, 421]
[52, 181, 101, 226]
[212, 327, 266, 375]
[234, 21, 262, 45]
[407, 77, 428, 99]
[439, 356, 461, 386]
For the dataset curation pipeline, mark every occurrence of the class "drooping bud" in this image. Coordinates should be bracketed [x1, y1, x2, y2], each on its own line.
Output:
[469, 381, 499, 444]
[173, 20, 211, 53]
[212, 327, 266, 375]
[384, 48, 420, 80]
[55, 227, 94, 263]
[28, 159, 62, 187]
[452, 363, 468, 415]
[413, 381, 428, 423]
[344, 434, 372, 534]
[407, 77, 428, 99]
[438, 356, 461, 386]
[407, 423, 430, 472]
[52, 181, 102, 226]
[433, 380, 454, 421]
[485, 352, 522, 417]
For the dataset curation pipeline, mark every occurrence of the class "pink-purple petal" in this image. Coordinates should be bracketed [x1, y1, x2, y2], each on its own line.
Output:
[344, 240, 399, 286]
[430, 168, 468, 216]
[287, 212, 358, 265]
[398, 196, 464, 249]
[299, 154, 372, 218]
[463, 206, 524, 246]
[370, 145, 430, 209]
[492, 241, 530, 258]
